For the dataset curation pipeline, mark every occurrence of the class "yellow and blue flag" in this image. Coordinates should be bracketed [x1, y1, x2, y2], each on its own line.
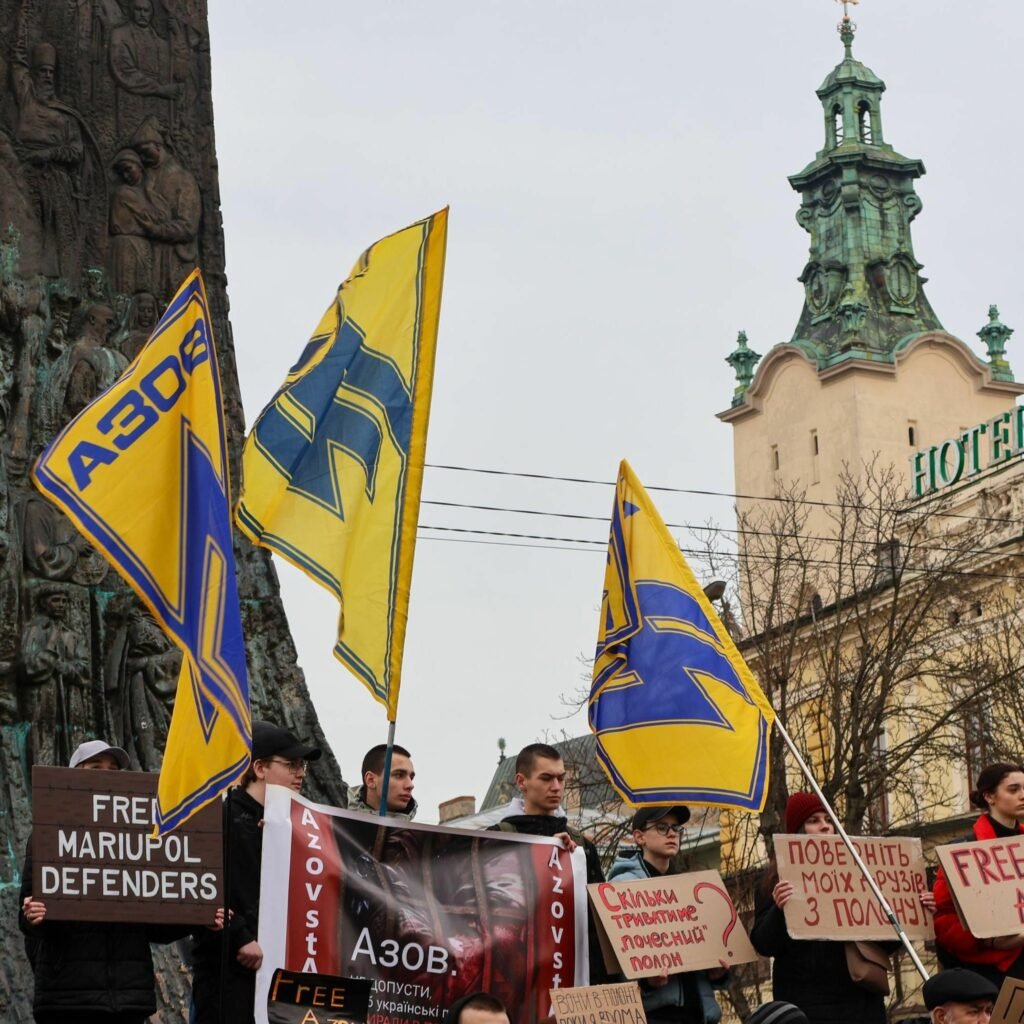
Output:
[33, 270, 251, 834]
[591, 460, 775, 811]
[236, 209, 448, 721]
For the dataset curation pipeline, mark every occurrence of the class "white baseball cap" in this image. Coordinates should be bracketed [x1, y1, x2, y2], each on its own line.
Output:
[69, 739, 130, 769]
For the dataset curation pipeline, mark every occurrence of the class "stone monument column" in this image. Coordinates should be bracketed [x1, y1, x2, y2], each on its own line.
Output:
[0, 1, 346, 1017]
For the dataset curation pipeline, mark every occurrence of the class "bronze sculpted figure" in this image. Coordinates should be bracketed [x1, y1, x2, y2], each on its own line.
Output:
[8, 38, 85, 280]
[109, 146, 152, 294]
[131, 115, 200, 301]
[18, 585, 90, 767]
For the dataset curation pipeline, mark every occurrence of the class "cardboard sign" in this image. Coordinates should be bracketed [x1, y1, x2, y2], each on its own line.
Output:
[267, 969, 371, 1024]
[992, 978, 1024, 1024]
[587, 870, 757, 979]
[775, 834, 932, 941]
[549, 983, 646, 1024]
[31, 765, 222, 924]
[935, 834, 1024, 940]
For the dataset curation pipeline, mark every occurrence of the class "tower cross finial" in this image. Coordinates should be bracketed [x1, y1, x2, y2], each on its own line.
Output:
[835, 0, 859, 57]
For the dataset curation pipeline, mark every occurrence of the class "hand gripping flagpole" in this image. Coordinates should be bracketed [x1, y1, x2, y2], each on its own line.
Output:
[774, 718, 930, 981]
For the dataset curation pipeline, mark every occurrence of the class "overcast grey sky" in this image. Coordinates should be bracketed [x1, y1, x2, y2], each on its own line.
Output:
[207, 1, 1024, 821]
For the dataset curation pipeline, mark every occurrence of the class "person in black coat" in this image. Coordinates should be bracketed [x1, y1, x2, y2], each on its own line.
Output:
[487, 743, 612, 984]
[20, 739, 192, 1024]
[751, 792, 887, 1024]
[191, 721, 321, 1024]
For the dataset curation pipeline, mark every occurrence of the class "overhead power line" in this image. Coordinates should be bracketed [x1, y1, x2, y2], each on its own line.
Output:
[424, 462, 1021, 528]
[416, 523, 1024, 583]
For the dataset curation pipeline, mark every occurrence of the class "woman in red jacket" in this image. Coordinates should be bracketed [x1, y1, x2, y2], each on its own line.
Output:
[933, 762, 1024, 988]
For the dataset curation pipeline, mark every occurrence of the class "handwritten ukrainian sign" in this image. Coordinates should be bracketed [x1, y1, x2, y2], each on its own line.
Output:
[587, 870, 757, 979]
[776, 834, 932, 941]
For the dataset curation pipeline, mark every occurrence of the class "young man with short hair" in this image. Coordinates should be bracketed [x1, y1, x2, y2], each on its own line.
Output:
[922, 969, 998, 1024]
[20, 740, 191, 1024]
[444, 992, 511, 1024]
[489, 743, 610, 982]
[348, 743, 417, 818]
[609, 807, 727, 1023]
[192, 720, 321, 1024]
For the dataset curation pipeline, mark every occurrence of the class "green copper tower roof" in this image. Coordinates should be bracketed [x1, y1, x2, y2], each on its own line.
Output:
[786, 16, 943, 366]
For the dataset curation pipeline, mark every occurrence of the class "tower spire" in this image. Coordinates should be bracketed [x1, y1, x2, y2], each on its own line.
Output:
[784, 10, 942, 366]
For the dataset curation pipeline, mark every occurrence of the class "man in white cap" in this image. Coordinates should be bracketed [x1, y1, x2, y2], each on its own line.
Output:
[19, 739, 190, 1024]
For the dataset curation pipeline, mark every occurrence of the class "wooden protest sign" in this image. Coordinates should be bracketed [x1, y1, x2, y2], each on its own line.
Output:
[550, 982, 646, 1024]
[935, 834, 1024, 940]
[31, 765, 221, 924]
[587, 870, 757, 979]
[992, 978, 1024, 1024]
[267, 969, 372, 1024]
[775, 834, 932, 941]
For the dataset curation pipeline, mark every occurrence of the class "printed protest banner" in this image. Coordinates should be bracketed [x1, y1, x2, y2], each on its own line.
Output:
[256, 787, 588, 1024]
[992, 978, 1024, 1024]
[31, 766, 221, 924]
[775, 834, 931, 941]
[550, 982, 646, 1024]
[267, 969, 372, 1024]
[936, 834, 1024, 940]
[586, 871, 756, 979]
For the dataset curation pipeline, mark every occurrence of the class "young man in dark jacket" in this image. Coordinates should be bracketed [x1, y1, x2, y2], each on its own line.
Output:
[608, 807, 726, 1024]
[20, 739, 190, 1024]
[191, 720, 321, 1024]
[488, 743, 611, 983]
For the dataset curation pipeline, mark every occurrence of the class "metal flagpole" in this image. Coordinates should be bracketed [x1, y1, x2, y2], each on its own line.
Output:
[377, 719, 397, 818]
[774, 718, 930, 981]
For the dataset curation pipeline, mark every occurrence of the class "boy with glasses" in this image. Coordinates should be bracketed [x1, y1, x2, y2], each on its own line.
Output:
[608, 807, 727, 1024]
[192, 721, 321, 1024]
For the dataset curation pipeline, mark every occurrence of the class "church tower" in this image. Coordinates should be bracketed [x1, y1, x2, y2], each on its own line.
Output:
[718, 16, 1023, 525]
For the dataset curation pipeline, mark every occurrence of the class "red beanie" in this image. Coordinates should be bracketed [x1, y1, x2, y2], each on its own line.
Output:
[785, 792, 827, 834]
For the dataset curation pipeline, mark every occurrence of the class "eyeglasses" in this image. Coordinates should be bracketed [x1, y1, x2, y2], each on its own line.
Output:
[645, 822, 685, 837]
[266, 757, 308, 775]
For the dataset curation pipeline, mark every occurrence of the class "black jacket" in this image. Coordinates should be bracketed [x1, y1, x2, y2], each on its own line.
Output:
[750, 875, 885, 1024]
[191, 787, 264, 1024]
[489, 812, 614, 985]
[19, 837, 183, 1018]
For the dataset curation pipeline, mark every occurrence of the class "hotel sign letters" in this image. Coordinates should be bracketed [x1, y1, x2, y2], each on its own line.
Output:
[911, 407, 1024, 497]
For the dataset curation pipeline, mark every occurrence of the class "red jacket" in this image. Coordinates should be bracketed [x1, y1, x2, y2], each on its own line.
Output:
[932, 813, 1024, 973]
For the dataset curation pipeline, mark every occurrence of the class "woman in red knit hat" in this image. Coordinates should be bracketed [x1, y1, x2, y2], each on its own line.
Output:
[750, 792, 892, 1024]
[932, 762, 1024, 989]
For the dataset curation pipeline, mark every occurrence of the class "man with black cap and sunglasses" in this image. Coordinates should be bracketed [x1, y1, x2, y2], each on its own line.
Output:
[609, 806, 728, 1024]
[192, 720, 321, 1024]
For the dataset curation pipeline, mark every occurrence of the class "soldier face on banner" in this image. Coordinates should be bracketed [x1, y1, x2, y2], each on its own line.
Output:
[516, 756, 565, 814]
[339, 824, 530, 1014]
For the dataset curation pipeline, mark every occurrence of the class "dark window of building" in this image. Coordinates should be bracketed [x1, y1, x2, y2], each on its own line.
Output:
[833, 104, 844, 145]
[908, 424, 916, 446]
[965, 701, 996, 794]
[858, 100, 873, 143]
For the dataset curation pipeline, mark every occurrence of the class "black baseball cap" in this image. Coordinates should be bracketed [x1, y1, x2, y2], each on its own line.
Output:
[251, 720, 322, 762]
[631, 805, 691, 831]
